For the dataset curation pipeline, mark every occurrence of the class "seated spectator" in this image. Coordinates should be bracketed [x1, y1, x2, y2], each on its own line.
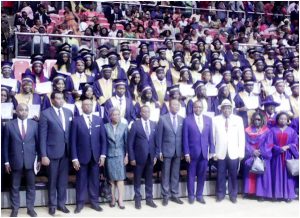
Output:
[34, 4, 51, 26]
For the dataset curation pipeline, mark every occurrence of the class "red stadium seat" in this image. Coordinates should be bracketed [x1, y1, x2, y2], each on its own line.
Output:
[98, 17, 108, 22]
[12, 59, 31, 81]
[116, 24, 124, 30]
[100, 23, 110, 29]
[98, 13, 105, 18]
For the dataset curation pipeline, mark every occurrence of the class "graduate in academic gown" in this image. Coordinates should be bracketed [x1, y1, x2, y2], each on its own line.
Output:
[107, 52, 127, 81]
[13, 74, 41, 110]
[196, 38, 210, 66]
[24, 54, 49, 84]
[82, 52, 99, 79]
[138, 53, 151, 85]
[186, 80, 217, 115]
[93, 65, 114, 106]
[289, 81, 299, 118]
[149, 66, 171, 107]
[74, 83, 102, 118]
[215, 82, 235, 115]
[169, 54, 184, 85]
[270, 112, 299, 202]
[260, 100, 280, 129]
[1, 62, 20, 93]
[119, 48, 132, 74]
[104, 79, 136, 124]
[243, 112, 273, 200]
[234, 79, 261, 127]
[95, 45, 109, 72]
[128, 68, 142, 105]
[50, 50, 75, 77]
[160, 85, 187, 118]
[260, 65, 275, 100]
[134, 83, 161, 122]
[190, 58, 202, 84]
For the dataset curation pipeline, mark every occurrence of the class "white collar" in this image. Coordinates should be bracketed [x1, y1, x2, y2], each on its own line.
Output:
[17, 118, 27, 123]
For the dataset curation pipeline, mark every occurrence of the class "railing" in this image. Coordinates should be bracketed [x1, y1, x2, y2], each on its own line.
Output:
[14, 32, 295, 59]
[111, 1, 291, 18]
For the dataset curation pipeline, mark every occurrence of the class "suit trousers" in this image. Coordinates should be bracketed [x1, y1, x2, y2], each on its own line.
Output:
[47, 152, 69, 209]
[10, 167, 35, 210]
[134, 154, 153, 201]
[76, 158, 99, 206]
[187, 152, 208, 200]
[161, 156, 181, 198]
[216, 155, 239, 199]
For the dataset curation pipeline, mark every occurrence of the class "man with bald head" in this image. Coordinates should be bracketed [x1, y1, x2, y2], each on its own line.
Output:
[3, 103, 40, 217]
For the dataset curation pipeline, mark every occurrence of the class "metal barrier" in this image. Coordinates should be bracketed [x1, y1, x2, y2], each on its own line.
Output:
[111, 1, 291, 18]
[14, 32, 295, 59]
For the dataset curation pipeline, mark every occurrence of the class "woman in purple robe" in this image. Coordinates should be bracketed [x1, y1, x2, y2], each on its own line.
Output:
[271, 112, 299, 202]
[243, 112, 273, 200]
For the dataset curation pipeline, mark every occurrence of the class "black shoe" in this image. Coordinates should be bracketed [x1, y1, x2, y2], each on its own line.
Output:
[135, 201, 141, 209]
[196, 197, 206, 204]
[257, 197, 264, 202]
[216, 197, 224, 202]
[74, 205, 84, 214]
[117, 201, 125, 209]
[230, 197, 237, 203]
[57, 206, 70, 213]
[162, 198, 168, 206]
[48, 208, 55, 216]
[10, 210, 18, 217]
[27, 209, 37, 217]
[109, 201, 116, 208]
[188, 198, 195, 204]
[285, 199, 292, 203]
[91, 204, 103, 212]
[146, 200, 157, 208]
[170, 197, 184, 204]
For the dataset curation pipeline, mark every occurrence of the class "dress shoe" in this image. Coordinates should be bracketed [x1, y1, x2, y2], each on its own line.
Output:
[74, 205, 84, 214]
[10, 210, 18, 217]
[109, 201, 116, 208]
[196, 197, 206, 204]
[162, 198, 168, 206]
[91, 204, 103, 211]
[170, 197, 184, 204]
[229, 197, 237, 203]
[57, 206, 70, 213]
[285, 199, 292, 203]
[27, 209, 37, 217]
[48, 208, 55, 216]
[188, 198, 195, 204]
[135, 201, 141, 209]
[216, 197, 224, 202]
[257, 197, 264, 202]
[117, 201, 125, 209]
[146, 200, 157, 208]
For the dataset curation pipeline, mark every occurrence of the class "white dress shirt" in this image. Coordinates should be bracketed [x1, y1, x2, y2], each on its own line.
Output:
[141, 118, 150, 137]
[82, 113, 92, 130]
[53, 106, 65, 131]
[194, 113, 203, 132]
[17, 118, 27, 134]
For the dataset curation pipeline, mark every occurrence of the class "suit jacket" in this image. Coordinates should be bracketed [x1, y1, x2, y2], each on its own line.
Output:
[212, 114, 245, 160]
[3, 119, 39, 170]
[104, 122, 128, 157]
[34, 13, 51, 25]
[183, 115, 215, 160]
[71, 115, 107, 164]
[156, 113, 184, 158]
[128, 119, 158, 164]
[39, 107, 73, 159]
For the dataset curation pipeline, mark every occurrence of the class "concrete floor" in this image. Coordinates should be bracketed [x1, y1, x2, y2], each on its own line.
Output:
[1, 196, 299, 217]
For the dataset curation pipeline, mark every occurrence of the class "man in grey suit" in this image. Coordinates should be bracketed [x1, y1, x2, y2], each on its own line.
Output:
[3, 103, 40, 217]
[156, 99, 184, 206]
[39, 91, 73, 216]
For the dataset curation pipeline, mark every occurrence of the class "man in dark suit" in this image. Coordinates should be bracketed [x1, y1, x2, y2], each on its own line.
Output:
[3, 103, 40, 217]
[39, 91, 73, 216]
[156, 99, 184, 206]
[71, 99, 107, 213]
[128, 105, 158, 209]
[183, 100, 215, 204]
[34, 4, 51, 26]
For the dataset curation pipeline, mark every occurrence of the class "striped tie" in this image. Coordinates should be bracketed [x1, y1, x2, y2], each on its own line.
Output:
[87, 115, 92, 135]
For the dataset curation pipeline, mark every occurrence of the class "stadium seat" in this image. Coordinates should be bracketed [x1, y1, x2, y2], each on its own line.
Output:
[100, 23, 110, 29]
[116, 24, 124, 30]
[12, 59, 31, 81]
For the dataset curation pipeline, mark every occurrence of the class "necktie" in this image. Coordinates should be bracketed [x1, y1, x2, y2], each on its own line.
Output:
[119, 98, 123, 107]
[87, 115, 92, 135]
[225, 118, 228, 132]
[21, 120, 26, 140]
[58, 109, 63, 125]
[145, 121, 150, 140]
[172, 115, 177, 132]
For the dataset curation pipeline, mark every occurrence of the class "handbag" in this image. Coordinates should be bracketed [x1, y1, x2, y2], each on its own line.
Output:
[250, 157, 265, 174]
[286, 156, 299, 176]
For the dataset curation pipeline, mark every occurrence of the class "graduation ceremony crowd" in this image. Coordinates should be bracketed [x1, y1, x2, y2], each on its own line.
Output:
[1, 1, 299, 217]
